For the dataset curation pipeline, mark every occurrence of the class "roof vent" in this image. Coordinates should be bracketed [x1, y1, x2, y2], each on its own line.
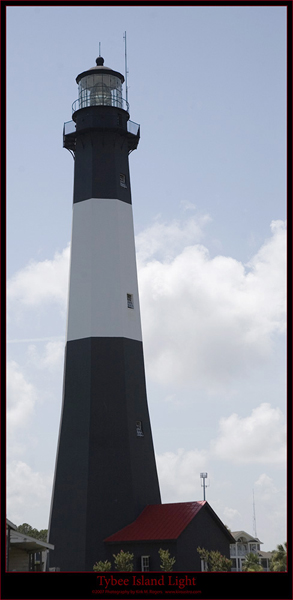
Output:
[96, 56, 104, 66]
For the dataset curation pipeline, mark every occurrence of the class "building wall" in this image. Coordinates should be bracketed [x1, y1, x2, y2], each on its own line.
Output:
[9, 548, 29, 572]
[105, 541, 177, 572]
[176, 507, 232, 571]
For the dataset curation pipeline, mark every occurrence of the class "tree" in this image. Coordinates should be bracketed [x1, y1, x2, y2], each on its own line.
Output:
[270, 543, 287, 572]
[197, 547, 232, 571]
[113, 550, 134, 571]
[158, 548, 176, 571]
[93, 560, 112, 571]
[242, 552, 263, 572]
[17, 523, 48, 542]
[36, 529, 48, 542]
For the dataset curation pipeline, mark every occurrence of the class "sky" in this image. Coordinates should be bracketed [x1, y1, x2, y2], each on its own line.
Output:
[6, 5, 287, 553]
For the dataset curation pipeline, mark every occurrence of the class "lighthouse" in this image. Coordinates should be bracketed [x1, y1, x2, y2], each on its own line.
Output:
[48, 56, 161, 572]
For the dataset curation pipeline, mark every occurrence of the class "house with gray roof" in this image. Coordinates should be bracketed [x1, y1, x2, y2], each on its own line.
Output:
[230, 530, 272, 571]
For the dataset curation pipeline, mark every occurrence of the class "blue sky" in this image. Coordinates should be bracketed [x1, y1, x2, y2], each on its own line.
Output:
[7, 5, 286, 553]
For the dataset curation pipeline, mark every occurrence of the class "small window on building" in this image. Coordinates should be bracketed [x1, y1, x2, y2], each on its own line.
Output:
[200, 559, 208, 572]
[127, 294, 134, 309]
[141, 556, 150, 571]
[120, 173, 127, 188]
[136, 421, 144, 437]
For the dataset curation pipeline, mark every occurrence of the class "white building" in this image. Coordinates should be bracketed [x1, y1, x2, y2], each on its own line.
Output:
[6, 519, 54, 571]
[230, 530, 272, 571]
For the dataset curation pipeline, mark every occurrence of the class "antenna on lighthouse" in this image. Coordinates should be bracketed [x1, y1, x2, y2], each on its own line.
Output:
[123, 31, 129, 106]
[99, 42, 101, 57]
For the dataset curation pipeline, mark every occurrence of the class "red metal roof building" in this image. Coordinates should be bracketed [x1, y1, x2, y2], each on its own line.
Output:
[105, 501, 205, 542]
[104, 501, 235, 571]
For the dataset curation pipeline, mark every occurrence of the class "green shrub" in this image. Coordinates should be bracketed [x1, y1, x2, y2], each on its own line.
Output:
[93, 560, 112, 571]
[158, 548, 176, 571]
[113, 550, 134, 571]
[197, 547, 232, 571]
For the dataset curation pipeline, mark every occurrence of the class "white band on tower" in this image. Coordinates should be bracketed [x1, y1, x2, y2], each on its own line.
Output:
[66, 197, 143, 342]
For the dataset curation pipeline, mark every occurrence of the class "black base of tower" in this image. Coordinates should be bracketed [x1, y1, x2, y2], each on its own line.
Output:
[48, 337, 161, 572]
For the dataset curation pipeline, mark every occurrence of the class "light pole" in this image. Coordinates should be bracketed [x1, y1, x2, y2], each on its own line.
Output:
[200, 472, 209, 501]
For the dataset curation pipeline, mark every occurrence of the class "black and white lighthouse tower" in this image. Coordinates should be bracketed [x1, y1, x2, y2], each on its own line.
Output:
[48, 56, 161, 571]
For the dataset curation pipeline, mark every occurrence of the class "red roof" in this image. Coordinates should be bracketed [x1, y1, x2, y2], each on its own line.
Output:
[104, 501, 206, 542]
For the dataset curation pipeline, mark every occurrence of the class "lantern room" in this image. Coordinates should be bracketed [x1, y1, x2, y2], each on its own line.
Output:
[72, 56, 128, 113]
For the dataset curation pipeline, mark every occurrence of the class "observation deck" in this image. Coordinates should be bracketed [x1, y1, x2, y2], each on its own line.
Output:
[72, 87, 130, 114]
[63, 117, 140, 155]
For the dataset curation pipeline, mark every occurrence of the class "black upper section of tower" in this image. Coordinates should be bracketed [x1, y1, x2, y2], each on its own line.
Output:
[63, 56, 140, 203]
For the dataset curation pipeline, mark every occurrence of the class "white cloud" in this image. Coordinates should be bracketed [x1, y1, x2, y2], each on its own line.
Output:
[7, 460, 53, 529]
[7, 218, 286, 394]
[7, 244, 70, 313]
[156, 447, 208, 502]
[255, 473, 278, 500]
[27, 340, 64, 371]
[180, 200, 198, 212]
[223, 507, 241, 521]
[155, 402, 285, 513]
[138, 219, 286, 391]
[243, 220, 287, 338]
[210, 403, 286, 465]
[7, 360, 37, 431]
[254, 474, 287, 548]
[135, 214, 210, 263]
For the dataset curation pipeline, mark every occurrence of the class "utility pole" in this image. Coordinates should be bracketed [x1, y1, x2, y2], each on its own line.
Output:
[200, 472, 209, 501]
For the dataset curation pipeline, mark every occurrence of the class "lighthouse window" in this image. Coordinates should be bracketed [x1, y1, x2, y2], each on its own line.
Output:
[120, 173, 127, 188]
[136, 421, 144, 437]
[127, 294, 134, 309]
[141, 556, 150, 571]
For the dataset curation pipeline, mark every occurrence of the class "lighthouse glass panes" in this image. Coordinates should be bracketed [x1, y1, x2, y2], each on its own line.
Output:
[78, 73, 123, 109]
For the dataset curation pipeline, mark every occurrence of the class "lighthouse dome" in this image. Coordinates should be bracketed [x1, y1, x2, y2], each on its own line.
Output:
[76, 56, 124, 84]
